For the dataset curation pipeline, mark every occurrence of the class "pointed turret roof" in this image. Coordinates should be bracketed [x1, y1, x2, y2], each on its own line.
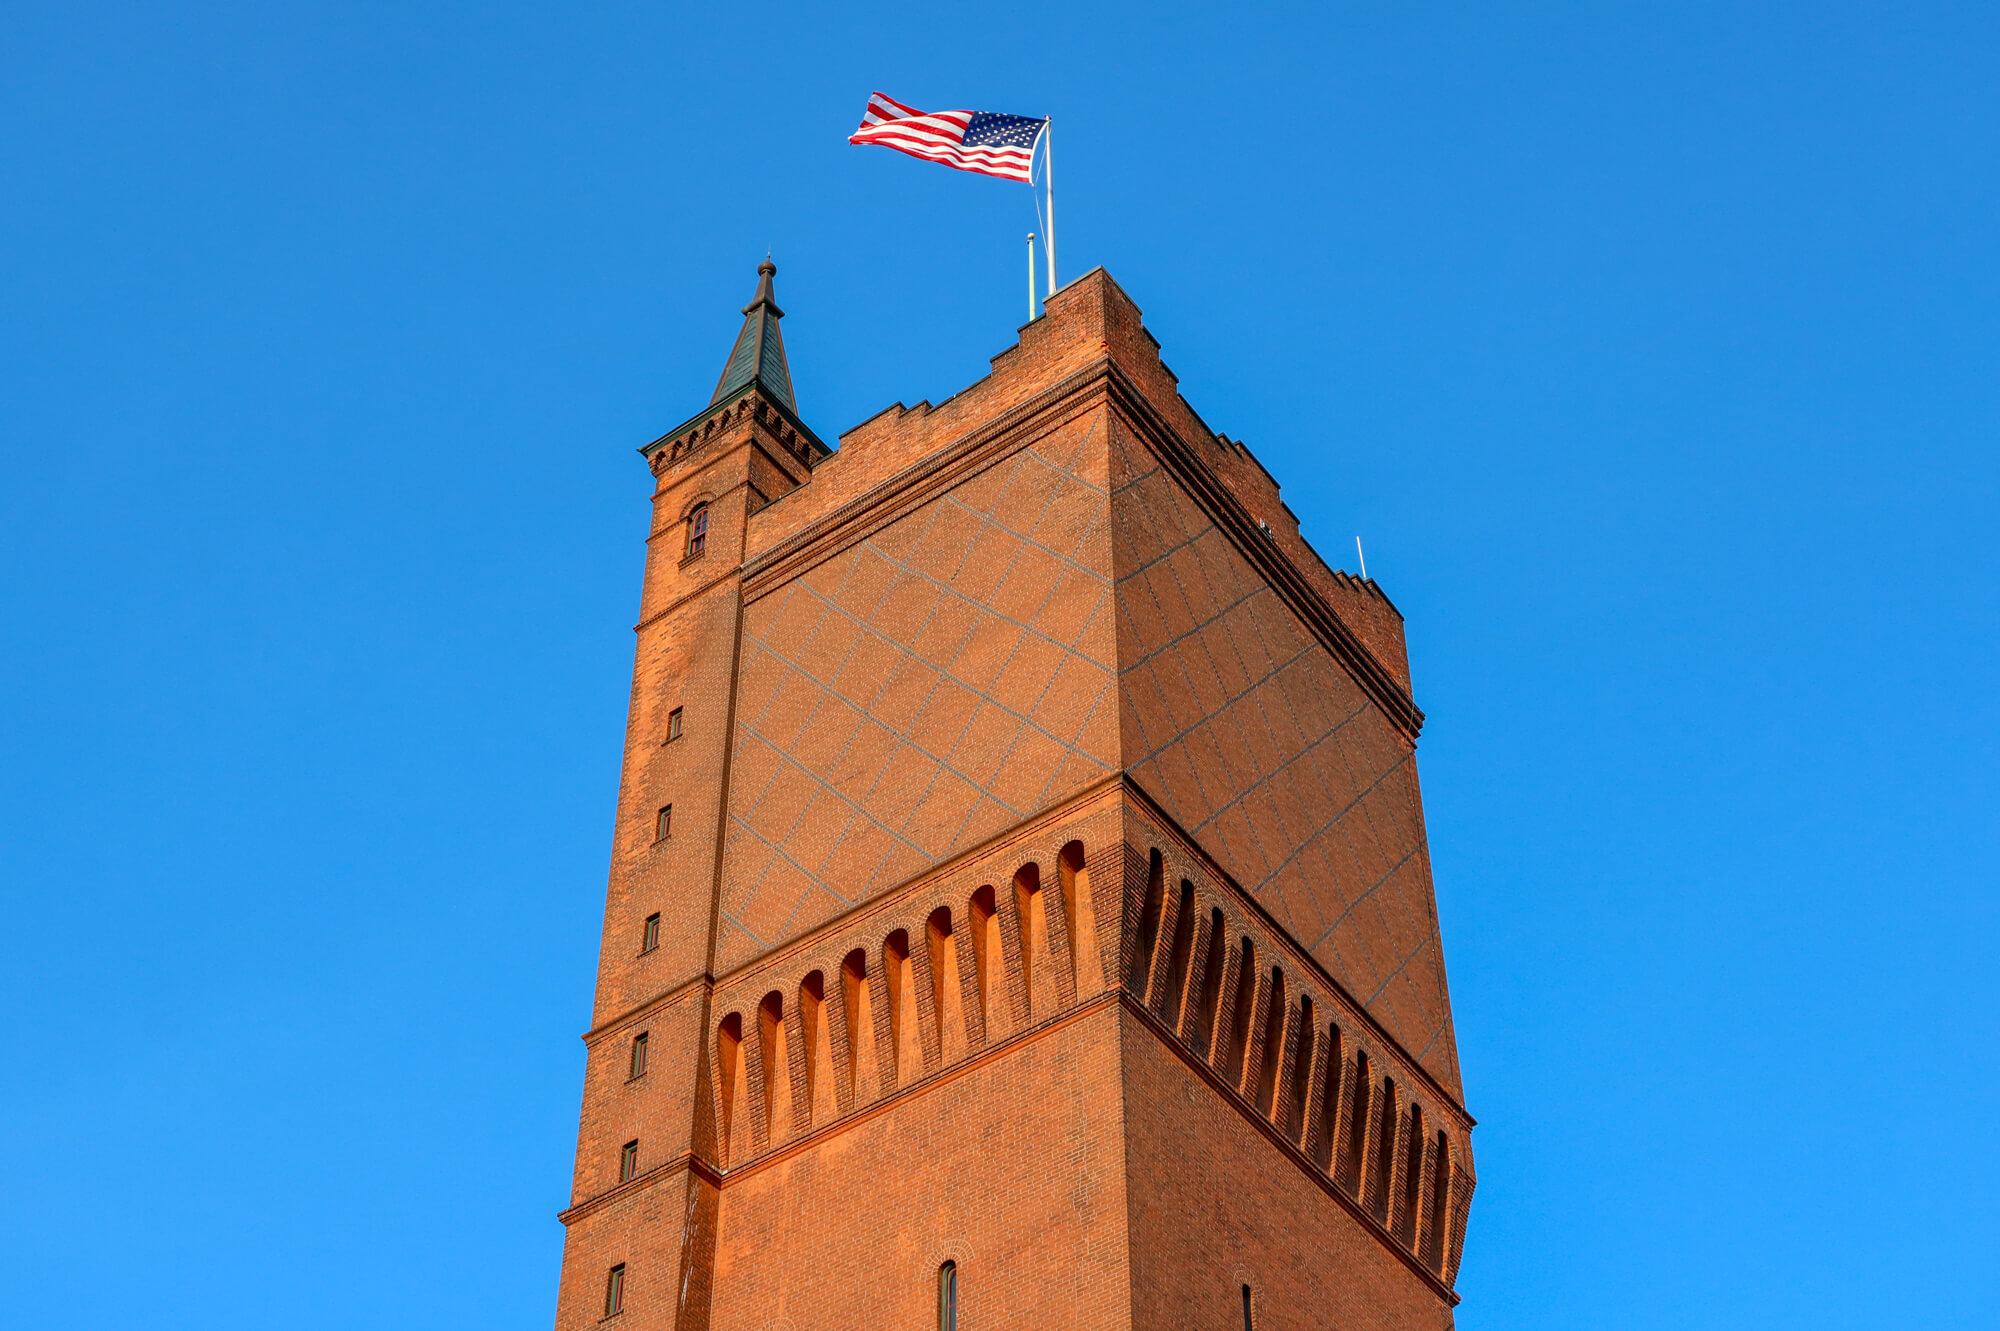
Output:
[710, 258, 795, 411]
[638, 257, 829, 466]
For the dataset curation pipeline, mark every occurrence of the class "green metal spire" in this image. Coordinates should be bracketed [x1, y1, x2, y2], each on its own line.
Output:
[710, 258, 795, 412]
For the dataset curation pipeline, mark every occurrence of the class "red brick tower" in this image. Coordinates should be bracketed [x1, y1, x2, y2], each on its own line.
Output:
[553, 261, 1474, 1331]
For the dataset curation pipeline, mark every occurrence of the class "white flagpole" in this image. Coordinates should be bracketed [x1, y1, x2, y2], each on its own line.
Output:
[1042, 119, 1057, 296]
[1027, 232, 1038, 321]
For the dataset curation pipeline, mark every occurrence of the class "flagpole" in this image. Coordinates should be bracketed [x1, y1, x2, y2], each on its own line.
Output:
[1027, 232, 1038, 321]
[1042, 119, 1057, 296]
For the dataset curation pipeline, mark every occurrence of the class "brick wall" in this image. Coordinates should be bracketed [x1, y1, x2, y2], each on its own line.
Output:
[553, 267, 1472, 1329]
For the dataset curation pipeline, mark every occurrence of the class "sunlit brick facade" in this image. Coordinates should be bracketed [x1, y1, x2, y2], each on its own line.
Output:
[552, 261, 1474, 1329]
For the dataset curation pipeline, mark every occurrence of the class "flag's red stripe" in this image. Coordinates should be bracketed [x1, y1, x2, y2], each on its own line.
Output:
[849, 92, 1039, 182]
[866, 90, 924, 119]
[863, 139, 1035, 181]
[851, 124, 1032, 163]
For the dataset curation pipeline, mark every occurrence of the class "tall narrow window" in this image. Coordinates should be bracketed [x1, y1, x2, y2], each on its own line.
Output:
[604, 1264, 626, 1317]
[1015, 863, 1054, 1018]
[927, 907, 965, 1062]
[619, 1139, 639, 1182]
[758, 990, 790, 1144]
[1314, 1022, 1343, 1170]
[969, 886, 1002, 1039]
[938, 1260, 958, 1331]
[1370, 1076, 1399, 1220]
[654, 804, 672, 842]
[1424, 1130, 1452, 1271]
[665, 707, 684, 741]
[1131, 849, 1165, 999]
[627, 1031, 649, 1080]
[1160, 880, 1198, 1034]
[686, 505, 709, 558]
[1241, 1283, 1256, 1330]
[884, 930, 919, 1082]
[1398, 1102, 1426, 1245]
[1255, 967, 1286, 1116]
[841, 949, 876, 1103]
[717, 1013, 746, 1163]
[640, 913, 660, 953]
[800, 970, 834, 1125]
[1286, 996, 1316, 1144]
[1195, 909, 1227, 1060]
[1058, 840, 1097, 990]
[1339, 1050, 1372, 1195]
[1223, 937, 1257, 1088]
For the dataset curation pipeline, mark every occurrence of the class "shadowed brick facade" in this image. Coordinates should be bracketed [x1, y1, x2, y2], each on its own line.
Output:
[553, 261, 1475, 1330]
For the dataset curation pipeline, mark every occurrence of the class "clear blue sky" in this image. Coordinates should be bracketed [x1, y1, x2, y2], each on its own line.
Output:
[3, 3, 1994, 1327]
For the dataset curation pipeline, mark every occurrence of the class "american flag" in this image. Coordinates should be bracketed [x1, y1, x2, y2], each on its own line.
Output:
[848, 92, 1047, 184]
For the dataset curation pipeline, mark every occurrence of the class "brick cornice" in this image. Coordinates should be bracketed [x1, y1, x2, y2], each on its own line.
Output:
[1118, 992, 1461, 1305]
[740, 360, 1114, 604]
[558, 988, 1458, 1305]
[555, 1152, 721, 1228]
[1094, 361, 1424, 741]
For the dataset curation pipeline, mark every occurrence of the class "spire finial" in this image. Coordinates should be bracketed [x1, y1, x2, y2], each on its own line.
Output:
[711, 256, 795, 410]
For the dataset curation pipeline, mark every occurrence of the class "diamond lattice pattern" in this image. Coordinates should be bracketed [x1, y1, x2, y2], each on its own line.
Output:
[718, 415, 1116, 971]
[1110, 424, 1462, 1095]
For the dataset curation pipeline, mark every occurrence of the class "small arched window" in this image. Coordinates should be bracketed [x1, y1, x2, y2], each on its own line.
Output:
[937, 1260, 958, 1331]
[686, 504, 710, 558]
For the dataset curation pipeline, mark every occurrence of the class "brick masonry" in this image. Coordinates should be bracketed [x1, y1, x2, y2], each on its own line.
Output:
[553, 266, 1474, 1329]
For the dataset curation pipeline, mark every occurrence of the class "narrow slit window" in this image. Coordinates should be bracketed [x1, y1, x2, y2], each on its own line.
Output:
[758, 990, 790, 1144]
[1255, 966, 1286, 1116]
[605, 1264, 626, 1317]
[1340, 1050, 1372, 1194]
[799, 971, 832, 1125]
[1161, 880, 1197, 1033]
[1224, 937, 1258, 1087]
[969, 886, 1001, 1037]
[1371, 1076, 1399, 1219]
[884, 930, 918, 1080]
[1241, 1283, 1255, 1330]
[938, 1260, 958, 1331]
[1425, 1130, 1453, 1270]
[841, 950, 873, 1103]
[1314, 1022, 1343, 1170]
[1057, 840, 1095, 990]
[654, 805, 672, 842]
[717, 1013, 746, 1163]
[1195, 908, 1227, 1059]
[665, 707, 683, 742]
[1132, 849, 1165, 998]
[927, 907, 964, 1062]
[641, 913, 660, 953]
[619, 1139, 639, 1182]
[1014, 864, 1048, 1018]
[686, 505, 709, 558]
[1286, 996, 1316, 1144]
[628, 1031, 649, 1080]
[1399, 1102, 1426, 1244]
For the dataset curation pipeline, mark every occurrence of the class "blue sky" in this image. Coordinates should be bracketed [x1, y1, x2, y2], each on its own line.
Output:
[2, 3, 1995, 1327]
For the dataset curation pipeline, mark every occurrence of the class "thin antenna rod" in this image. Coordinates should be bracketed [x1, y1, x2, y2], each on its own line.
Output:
[1042, 119, 1056, 296]
[1356, 536, 1368, 580]
[1027, 232, 1038, 321]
